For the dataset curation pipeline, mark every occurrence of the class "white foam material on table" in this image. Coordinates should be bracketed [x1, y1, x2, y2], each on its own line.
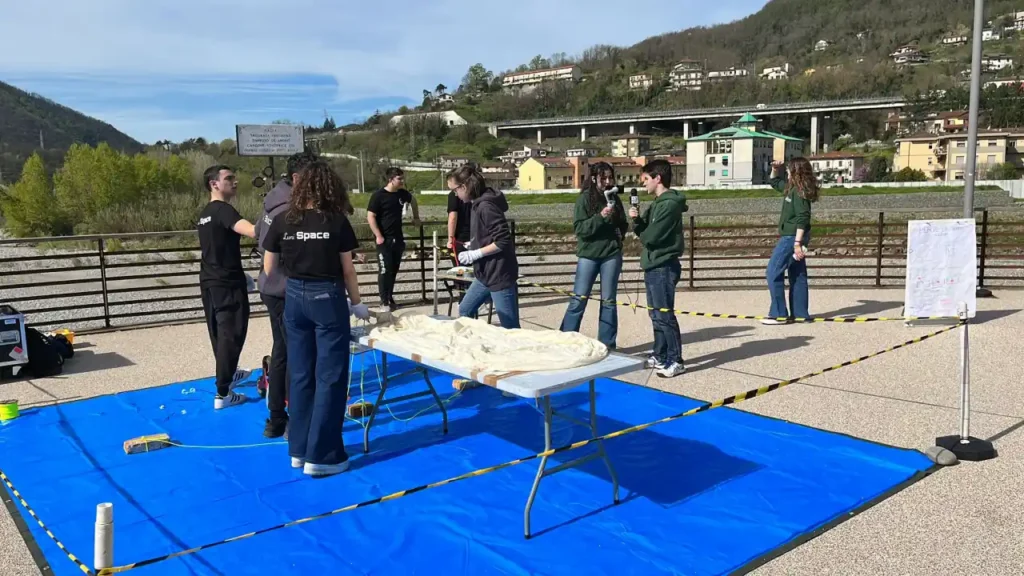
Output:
[359, 316, 644, 399]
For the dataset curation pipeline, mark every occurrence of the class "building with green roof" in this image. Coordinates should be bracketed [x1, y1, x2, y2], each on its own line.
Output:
[686, 113, 803, 187]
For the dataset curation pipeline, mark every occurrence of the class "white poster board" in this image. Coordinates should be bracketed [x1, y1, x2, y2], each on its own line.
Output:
[235, 124, 305, 157]
[904, 218, 977, 319]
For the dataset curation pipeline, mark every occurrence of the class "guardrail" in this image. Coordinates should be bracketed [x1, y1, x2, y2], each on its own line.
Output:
[1, 208, 1021, 332]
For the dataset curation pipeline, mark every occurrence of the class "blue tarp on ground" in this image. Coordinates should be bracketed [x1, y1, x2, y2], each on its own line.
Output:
[0, 352, 932, 575]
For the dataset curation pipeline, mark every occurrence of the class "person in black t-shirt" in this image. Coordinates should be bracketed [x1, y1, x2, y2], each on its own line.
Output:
[445, 168, 473, 265]
[366, 167, 420, 310]
[263, 160, 370, 478]
[197, 164, 258, 410]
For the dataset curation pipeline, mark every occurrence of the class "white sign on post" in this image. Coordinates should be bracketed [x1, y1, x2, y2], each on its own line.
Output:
[904, 218, 977, 319]
[235, 124, 305, 157]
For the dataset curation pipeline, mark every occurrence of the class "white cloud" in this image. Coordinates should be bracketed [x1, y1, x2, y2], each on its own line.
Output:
[0, 0, 767, 141]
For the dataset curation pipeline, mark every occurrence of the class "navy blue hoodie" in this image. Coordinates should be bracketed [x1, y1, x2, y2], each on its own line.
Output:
[255, 178, 292, 297]
[469, 188, 518, 291]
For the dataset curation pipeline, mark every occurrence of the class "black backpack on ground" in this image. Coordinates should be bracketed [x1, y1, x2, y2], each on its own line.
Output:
[25, 328, 65, 378]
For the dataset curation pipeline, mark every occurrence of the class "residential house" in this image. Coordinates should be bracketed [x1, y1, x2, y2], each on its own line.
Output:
[982, 55, 1014, 72]
[566, 148, 598, 157]
[501, 65, 582, 91]
[389, 110, 468, 126]
[983, 29, 1001, 41]
[487, 170, 519, 190]
[668, 60, 705, 91]
[480, 161, 516, 174]
[943, 35, 968, 45]
[437, 156, 469, 170]
[760, 64, 793, 80]
[809, 151, 866, 183]
[891, 45, 929, 66]
[517, 157, 581, 190]
[685, 113, 801, 186]
[1005, 11, 1024, 32]
[984, 78, 1024, 89]
[498, 145, 549, 166]
[893, 129, 1024, 181]
[611, 135, 651, 157]
[884, 111, 969, 136]
[629, 74, 654, 90]
[814, 40, 831, 52]
[707, 67, 749, 82]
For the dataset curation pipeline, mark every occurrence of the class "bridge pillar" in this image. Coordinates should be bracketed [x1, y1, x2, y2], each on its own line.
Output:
[683, 121, 690, 140]
[580, 126, 587, 141]
[537, 129, 543, 144]
[823, 116, 832, 153]
[810, 114, 820, 155]
[629, 123, 636, 135]
[488, 124, 497, 137]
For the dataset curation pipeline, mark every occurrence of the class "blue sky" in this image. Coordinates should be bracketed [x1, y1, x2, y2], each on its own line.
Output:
[0, 0, 767, 144]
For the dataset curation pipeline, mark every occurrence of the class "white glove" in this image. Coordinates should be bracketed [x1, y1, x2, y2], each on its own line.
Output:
[458, 249, 484, 265]
[351, 302, 370, 320]
[245, 275, 256, 292]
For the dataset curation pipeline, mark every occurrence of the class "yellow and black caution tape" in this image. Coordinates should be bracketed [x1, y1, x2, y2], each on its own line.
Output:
[437, 245, 957, 323]
[0, 469, 93, 575]
[88, 321, 960, 574]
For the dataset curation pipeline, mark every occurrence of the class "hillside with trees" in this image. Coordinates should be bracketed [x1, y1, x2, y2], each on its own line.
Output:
[0, 80, 143, 184]
[391, 0, 1024, 126]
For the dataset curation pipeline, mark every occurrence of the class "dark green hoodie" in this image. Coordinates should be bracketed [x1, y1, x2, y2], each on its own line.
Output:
[769, 175, 812, 237]
[631, 189, 689, 270]
[573, 191, 629, 260]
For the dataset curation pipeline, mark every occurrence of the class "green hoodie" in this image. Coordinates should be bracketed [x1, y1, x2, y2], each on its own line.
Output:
[631, 189, 689, 270]
[573, 192, 629, 260]
[770, 175, 812, 237]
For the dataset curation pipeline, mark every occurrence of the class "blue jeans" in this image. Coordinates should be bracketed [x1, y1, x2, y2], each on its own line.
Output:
[560, 254, 622, 349]
[459, 279, 520, 329]
[284, 278, 351, 466]
[766, 235, 809, 319]
[645, 260, 682, 365]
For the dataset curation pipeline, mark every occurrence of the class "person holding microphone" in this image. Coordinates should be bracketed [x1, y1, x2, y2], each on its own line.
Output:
[559, 161, 628, 349]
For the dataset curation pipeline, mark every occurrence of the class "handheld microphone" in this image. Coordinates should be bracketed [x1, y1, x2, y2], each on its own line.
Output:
[629, 188, 639, 207]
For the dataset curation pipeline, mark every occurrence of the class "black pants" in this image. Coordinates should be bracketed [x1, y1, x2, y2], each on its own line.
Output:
[261, 292, 289, 420]
[201, 285, 250, 397]
[376, 238, 405, 307]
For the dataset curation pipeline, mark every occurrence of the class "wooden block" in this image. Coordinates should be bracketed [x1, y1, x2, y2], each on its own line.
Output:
[124, 433, 172, 455]
[452, 379, 481, 392]
[348, 401, 374, 418]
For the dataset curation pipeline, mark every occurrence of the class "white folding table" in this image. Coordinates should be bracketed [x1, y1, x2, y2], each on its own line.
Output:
[357, 317, 644, 537]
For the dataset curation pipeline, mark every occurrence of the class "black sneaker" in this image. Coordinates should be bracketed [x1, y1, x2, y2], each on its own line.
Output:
[264, 417, 288, 438]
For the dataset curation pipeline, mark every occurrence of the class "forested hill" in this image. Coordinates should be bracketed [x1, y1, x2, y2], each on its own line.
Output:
[0, 80, 142, 182]
[432, 0, 1024, 124]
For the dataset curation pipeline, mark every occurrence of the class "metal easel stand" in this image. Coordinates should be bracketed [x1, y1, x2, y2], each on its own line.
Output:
[935, 301, 997, 461]
[524, 379, 620, 539]
[432, 231, 439, 316]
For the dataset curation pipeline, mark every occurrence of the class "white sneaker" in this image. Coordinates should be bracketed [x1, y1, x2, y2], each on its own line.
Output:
[657, 362, 686, 378]
[229, 369, 252, 390]
[213, 392, 247, 410]
[760, 318, 788, 325]
[303, 461, 350, 477]
[290, 457, 304, 469]
[645, 356, 665, 370]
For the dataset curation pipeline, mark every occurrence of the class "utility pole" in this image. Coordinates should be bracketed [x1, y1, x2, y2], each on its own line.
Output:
[358, 150, 366, 194]
[963, 0, 985, 218]
[39, 129, 44, 150]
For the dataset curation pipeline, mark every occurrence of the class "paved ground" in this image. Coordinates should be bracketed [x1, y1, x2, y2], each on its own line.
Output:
[1, 288, 1022, 575]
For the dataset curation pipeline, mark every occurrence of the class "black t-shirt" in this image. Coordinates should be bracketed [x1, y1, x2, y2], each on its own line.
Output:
[197, 200, 245, 288]
[447, 191, 472, 242]
[262, 209, 358, 280]
[367, 188, 412, 240]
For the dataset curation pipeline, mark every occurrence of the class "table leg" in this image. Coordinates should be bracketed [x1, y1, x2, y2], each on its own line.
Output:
[524, 396, 552, 539]
[421, 371, 449, 434]
[363, 353, 389, 454]
[590, 379, 620, 505]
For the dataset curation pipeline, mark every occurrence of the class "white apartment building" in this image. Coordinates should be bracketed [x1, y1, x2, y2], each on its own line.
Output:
[669, 60, 704, 91]
[707, 67, 749, 82]
[809, 152, 865, 183]
[628, 74, 654, 90]
[814, 40, 831, 51]
[942, 35, 968, 45]
[983, 29, 1001, 41]
[982, 55, 1014, 71]
[501, 65, 581, 89]
[566, 148, 598, 157]
[389, 110, 468, 126]
[760, 63, 793, 80]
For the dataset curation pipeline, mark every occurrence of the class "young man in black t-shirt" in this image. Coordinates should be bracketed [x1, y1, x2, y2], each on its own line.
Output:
[366, 167, 420, 310]
[446, 179, 473, 264]
[197, 164, 258, 410]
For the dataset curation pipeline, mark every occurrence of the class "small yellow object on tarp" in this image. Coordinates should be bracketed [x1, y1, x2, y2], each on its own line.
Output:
[0, 400, 19, 422]
[452, 379, 481, 392]
[124, 433, 172, 455]
[51, 329, 74, 345]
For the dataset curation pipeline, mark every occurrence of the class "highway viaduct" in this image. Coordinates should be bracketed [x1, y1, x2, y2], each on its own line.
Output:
[486, 96, 907, 154]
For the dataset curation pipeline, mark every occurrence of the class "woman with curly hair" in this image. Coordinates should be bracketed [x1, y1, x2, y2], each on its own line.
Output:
[262, 160, 370, 477]
[763, 157, 819, 325]
[559, 161, 628, 349]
